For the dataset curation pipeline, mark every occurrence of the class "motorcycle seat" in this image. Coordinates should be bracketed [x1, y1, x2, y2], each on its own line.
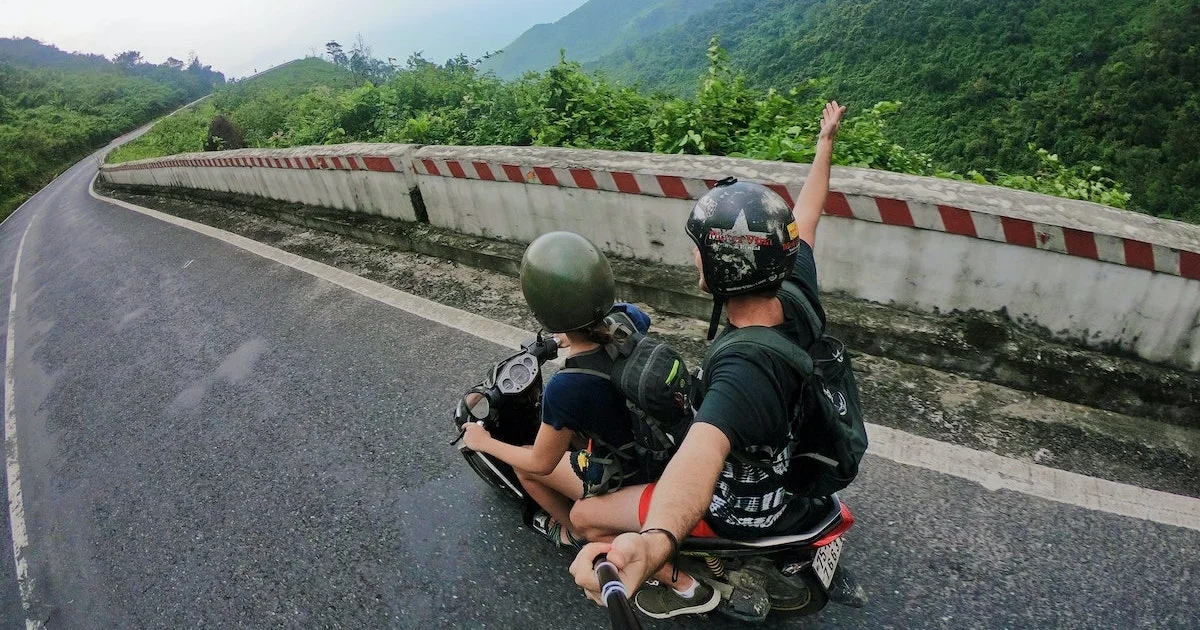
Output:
[680, 495, 846, 554]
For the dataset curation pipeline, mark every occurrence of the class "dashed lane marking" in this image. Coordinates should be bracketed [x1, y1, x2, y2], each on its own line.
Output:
[89, 176, 1200, 534]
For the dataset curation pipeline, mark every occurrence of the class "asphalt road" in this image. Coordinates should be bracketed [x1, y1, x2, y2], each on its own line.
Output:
[0, 156, 1197, 629]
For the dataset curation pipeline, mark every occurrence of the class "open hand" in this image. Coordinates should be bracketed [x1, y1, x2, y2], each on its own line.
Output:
[462, 422, 491, 452]
[570, 533, 656, 605]
[819, 100, 847, 142]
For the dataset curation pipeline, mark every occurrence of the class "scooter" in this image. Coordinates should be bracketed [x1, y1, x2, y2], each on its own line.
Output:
[451, 333, 867, 623]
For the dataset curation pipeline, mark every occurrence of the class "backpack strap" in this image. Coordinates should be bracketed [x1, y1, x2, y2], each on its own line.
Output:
[560, 348, 613, 380]
[705, 326, 814, 386]
[704, 326, 815, 471]
[603, 310, 641, 359]
[777, 282, 825, 343]
[557, 350, 637, 463]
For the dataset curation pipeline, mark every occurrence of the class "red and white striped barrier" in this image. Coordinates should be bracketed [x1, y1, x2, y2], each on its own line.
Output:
[410, 157, 1200, 281]
[101, 143, 1200, 370]
[101, 144, 422, 221]
[105, 153, 407, 173]
[105, 148, 1200, 280]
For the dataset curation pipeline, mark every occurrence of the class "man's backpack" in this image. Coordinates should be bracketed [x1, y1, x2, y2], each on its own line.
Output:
[560, 307, 693, 495]
[703, 283, 868, 498]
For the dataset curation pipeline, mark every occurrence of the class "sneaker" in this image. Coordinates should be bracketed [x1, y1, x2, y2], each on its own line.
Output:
[524, 508, 585, 550]
[634, 578, 721, 619]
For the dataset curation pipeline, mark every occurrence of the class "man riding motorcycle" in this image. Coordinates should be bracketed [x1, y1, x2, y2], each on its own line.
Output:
[569, 101, 849, 619]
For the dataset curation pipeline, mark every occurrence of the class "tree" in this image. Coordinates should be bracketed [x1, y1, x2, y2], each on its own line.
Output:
[325, 41, 348, 68]
[164, 57, 184, 71]
[205, 115, 245, 151]
[405, 51, 434, 70]
[114, 50, 143, 68]
[1, 38, 221, 219]
[349, 35, 371, 82]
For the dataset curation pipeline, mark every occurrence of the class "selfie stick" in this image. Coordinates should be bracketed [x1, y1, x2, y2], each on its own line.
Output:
[593, 554, 643, 630]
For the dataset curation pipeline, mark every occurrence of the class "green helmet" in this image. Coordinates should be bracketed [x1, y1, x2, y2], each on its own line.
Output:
[520, 232, 615, 333]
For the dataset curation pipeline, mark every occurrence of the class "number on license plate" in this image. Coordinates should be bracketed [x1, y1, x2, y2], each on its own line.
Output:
[812, 536, 844, 589]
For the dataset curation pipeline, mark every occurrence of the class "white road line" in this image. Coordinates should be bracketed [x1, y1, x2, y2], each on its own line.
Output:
[866, 423, 1200, 532]
[89, 178, 1200, 534]
[88, 176, 529, 349]
[4, 214, 45, 630]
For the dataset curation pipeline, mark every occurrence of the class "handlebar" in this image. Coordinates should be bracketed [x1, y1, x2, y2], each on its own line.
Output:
[450, 333, 559, 447]
[522, 333, 559, 363]
[593, 554, 642, 630]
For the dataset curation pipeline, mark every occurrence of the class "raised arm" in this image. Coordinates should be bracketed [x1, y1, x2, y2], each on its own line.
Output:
[793, 101, 846, 248]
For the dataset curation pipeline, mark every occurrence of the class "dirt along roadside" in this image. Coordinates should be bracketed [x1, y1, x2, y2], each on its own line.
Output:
[97, 186, 1199, 498]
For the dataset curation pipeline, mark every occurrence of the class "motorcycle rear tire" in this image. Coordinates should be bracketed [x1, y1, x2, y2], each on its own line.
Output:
[770, 569, 829, 616]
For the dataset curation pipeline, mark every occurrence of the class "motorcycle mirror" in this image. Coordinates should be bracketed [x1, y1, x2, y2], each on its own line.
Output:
[465, 392, 490, 421]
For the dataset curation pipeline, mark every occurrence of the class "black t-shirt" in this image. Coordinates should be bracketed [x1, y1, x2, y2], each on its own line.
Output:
[694, 241, 827, 538]
[542, 371, 636, 452]
[542, 304, 654, 487]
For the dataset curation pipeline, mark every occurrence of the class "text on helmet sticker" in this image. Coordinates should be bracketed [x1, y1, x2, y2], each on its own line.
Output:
[707, 211, 772, 248]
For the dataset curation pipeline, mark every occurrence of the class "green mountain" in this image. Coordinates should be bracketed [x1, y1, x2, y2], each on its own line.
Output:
[0, 37, 223, 218]
[234, 57, 355, 93]
[586, 0, 1198, 220]
[480, 0, 721, 79]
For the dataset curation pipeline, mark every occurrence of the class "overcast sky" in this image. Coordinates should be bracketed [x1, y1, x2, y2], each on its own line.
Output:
[1, 0, 584, 77]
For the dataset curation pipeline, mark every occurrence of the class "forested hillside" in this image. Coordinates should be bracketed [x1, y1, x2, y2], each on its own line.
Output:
[588, 0, 1199, 221]
[0, 37, 223, 218]
[106, 57, 356, 163]
[480, 0, 721, 79]
[113, 45, 1130, 211]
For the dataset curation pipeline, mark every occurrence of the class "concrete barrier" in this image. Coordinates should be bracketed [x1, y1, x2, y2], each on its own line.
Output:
[411, 145, 1200, 372]
[102, 144, 1200, 372]
[103, 144, 422, 221]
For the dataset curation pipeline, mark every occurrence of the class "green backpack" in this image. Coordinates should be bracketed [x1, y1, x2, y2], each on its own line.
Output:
[559, 308, 693, 496]
[703, 283, 868, 498]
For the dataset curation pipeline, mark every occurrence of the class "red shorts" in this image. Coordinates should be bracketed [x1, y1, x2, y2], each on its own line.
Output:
[638, 483, 719, 538]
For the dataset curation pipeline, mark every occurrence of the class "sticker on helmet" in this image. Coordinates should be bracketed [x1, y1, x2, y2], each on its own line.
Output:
[707, 211, 772, 248]
[787, 221, 800, 240]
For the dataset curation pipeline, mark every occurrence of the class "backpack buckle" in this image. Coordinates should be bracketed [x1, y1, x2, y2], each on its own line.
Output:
[603, 315, 639, 356]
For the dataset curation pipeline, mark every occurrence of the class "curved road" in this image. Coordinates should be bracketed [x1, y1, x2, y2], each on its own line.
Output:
[1, 154, 1198, 628]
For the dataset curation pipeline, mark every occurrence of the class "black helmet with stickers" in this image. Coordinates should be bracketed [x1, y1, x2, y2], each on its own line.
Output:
[685, 177, 801, 338]
[520, 231, 616, 333]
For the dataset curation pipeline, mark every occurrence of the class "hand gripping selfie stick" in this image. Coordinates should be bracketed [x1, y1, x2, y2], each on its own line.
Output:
[593, 554, 643, 630]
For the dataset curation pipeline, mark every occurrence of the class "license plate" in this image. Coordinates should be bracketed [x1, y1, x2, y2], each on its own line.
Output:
[812, 537, 844, 589]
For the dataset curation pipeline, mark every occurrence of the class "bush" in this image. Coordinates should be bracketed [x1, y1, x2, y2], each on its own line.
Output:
[108, 40, 1142, 215]
[989, 145, 1131, 209]
[205, 114, 245, 151]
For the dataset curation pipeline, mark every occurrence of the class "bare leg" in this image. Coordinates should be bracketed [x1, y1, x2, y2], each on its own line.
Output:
[571, 485, 696, 590]
[517, 453, 586, 542]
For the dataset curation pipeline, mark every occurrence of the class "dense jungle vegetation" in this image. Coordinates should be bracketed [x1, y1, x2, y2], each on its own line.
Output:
[111, 43, 1134, 214]
[0, 37, 224, 219]
[585, 0, 1199, 221]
